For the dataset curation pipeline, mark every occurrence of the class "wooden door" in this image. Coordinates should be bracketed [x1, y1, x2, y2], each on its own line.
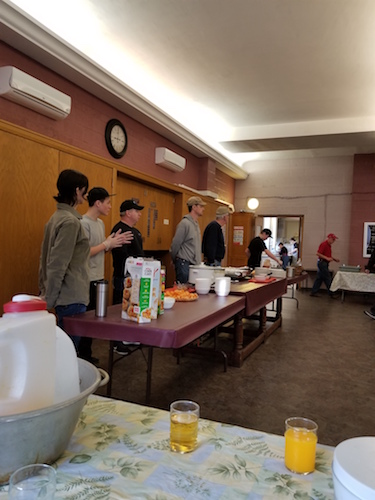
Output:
[227, 212, 255, 267]
[0, 130, 58, 311]
[115, 175, 175, 251]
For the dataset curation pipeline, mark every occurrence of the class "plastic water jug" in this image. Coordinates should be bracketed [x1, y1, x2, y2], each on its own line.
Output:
[0, 295, 80, 417]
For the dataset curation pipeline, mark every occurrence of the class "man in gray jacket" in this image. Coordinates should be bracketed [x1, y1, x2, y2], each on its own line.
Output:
[170, 196, 206, 283]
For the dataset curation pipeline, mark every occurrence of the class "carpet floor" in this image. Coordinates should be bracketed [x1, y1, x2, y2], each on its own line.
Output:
[92, 286, 375, 447]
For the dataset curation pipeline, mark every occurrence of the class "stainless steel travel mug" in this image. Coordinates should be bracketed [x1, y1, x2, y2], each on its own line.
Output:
[95, 279, 108, 317]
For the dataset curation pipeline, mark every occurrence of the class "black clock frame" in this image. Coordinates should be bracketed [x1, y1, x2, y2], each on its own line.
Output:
[105, 119, 128, 159]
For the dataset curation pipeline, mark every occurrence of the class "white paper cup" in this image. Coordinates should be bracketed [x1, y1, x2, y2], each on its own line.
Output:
[215, 276, 231, 296]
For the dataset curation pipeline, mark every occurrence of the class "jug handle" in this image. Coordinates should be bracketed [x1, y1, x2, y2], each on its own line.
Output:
[97, 368, 110, 387]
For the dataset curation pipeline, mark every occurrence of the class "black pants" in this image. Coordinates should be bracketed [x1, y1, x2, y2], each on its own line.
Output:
[78, 281, 98, 359]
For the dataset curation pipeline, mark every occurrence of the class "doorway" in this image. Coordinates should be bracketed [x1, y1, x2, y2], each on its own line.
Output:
[255, 215, 304, 263]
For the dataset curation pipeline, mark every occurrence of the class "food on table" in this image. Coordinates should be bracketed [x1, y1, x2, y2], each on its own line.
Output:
[164, 286, 198, 301]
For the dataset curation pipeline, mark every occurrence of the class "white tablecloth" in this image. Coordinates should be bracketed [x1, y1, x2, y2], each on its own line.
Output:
[330, 271, 375, 293]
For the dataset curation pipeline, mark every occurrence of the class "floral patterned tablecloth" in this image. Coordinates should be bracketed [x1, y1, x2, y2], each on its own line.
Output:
[0, 395, 335, 499]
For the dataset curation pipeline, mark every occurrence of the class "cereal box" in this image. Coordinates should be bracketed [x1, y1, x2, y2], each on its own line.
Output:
[122, 257, 152, 323]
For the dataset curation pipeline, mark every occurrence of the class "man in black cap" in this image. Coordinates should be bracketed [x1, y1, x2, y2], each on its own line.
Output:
[245, 229, 282, 269]
[111, 199, 145, 305]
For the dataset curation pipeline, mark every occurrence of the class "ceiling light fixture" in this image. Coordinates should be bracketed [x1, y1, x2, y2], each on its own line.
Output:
[247, 198, 259, 210]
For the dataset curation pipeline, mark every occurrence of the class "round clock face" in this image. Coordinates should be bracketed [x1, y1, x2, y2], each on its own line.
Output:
[105, 119, 128, 158]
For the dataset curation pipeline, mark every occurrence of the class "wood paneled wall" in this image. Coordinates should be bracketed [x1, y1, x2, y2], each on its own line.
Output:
[0, 121, 228, 312]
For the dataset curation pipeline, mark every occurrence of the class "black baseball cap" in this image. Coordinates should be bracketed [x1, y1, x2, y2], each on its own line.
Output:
[261, 228, 273, 238]
[87, 187, 114, 205]
[120, 199, 144, 213]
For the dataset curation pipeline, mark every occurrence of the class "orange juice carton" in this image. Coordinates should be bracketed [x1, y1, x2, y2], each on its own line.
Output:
[122, 257, 152, 323]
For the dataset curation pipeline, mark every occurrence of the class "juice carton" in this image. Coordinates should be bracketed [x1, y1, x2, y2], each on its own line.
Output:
[122, 257, 152, 323]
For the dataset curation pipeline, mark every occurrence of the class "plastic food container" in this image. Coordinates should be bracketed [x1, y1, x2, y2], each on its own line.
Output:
[332, 436, 375, 499]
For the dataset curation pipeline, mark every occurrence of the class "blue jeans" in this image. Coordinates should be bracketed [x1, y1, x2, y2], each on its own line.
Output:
[311, 260, 332, 295]
[174, 257, 190, 284]
[55, 303, 87, 351]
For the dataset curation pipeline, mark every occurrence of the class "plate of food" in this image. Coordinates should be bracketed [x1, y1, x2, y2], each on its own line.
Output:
[164, 286, 198, 302]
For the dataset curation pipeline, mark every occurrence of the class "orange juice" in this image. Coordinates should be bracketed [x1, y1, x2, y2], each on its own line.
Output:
[285, 427, 317, 474]
[170, 412, 198, 453]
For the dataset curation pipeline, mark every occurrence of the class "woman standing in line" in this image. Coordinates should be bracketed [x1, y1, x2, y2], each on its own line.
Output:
[39, 169, 90, 351]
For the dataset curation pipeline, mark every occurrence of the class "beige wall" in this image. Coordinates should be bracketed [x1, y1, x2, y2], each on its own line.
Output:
[235, 156, 354, 270]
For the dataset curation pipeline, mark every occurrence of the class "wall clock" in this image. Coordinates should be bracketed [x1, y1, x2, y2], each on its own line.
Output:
[105, 119, 128, 158]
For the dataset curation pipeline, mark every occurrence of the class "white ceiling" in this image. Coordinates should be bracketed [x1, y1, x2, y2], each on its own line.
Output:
[2, 0, 375, 177]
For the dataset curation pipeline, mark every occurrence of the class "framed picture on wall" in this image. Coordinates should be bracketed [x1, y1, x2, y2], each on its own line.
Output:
[363, 222, 375, 257]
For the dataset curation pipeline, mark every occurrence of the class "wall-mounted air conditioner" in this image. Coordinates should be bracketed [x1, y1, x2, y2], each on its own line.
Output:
[0, 66, 71, 120]
[155, 147, 186, 172]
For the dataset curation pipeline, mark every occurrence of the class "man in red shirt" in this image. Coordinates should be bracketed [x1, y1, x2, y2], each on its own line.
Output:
[310, 233, 340, 297]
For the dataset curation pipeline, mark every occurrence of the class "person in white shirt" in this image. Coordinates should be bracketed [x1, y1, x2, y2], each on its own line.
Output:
[80, 187, 132, 362]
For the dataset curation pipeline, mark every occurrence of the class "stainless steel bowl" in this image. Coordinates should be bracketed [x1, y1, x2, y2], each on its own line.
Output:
[0, 359, 106, 485]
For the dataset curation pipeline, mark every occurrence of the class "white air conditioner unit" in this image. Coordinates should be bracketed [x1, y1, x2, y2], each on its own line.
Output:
[155, 147, 186, 172]
[0, 66, 71, 120]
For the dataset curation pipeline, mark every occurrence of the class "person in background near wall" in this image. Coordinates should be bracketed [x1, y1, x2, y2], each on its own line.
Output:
[80, 187, 133, 363]
[363, 248, 375, 319]
[278, 242, 290, 270]
[202, 206, 230, 266]
[310, 233, 340, 298]
[39, 169, 90, 352]
[170, 196, 206, 283]
[111, 198, 144, 356]
[290, 237, 299, 264]
[245, 229, 282, 269]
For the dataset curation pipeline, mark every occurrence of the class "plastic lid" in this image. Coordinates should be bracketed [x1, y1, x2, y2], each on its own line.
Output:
[3, 294, 47, 313]
[333, 437, 375, 499]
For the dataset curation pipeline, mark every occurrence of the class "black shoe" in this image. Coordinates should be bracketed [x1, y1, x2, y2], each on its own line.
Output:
[309, 293, 319, 297]
[113, 341, 141, 356]
[364, 310, 375, 320]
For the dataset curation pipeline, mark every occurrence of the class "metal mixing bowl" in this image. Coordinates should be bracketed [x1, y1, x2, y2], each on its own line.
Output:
[0, 359, 106, 485]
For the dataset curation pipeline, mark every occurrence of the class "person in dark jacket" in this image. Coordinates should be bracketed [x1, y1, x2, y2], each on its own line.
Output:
[202, 206, 230, 266]
[111, 199, 145, 305]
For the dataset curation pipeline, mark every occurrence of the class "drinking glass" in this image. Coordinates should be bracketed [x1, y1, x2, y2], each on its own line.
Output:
[284, 417, 318, 474]
[170, 400, 199, 453]
[8, 464, 56, 499]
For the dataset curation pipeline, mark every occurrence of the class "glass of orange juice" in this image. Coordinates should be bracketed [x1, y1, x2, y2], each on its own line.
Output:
[170, 400, 199, 453]
[284, 417, 318, 474]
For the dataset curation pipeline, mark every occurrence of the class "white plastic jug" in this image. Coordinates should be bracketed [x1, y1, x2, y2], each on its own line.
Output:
[0, 295, 80, 416]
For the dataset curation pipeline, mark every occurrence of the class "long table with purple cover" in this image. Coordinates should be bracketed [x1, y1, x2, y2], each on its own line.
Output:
[64, 294, 245, 403]
[228, 278, 288, 366]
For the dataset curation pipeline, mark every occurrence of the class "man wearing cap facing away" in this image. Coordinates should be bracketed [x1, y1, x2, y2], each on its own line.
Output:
[80, 188, 133, 363]
[111, 199, 145, 305]
[245, 229, 282, 269]
[310, 233, 340, 297]
[170, 196, 206, 283]
[202, 206, 230, 266]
